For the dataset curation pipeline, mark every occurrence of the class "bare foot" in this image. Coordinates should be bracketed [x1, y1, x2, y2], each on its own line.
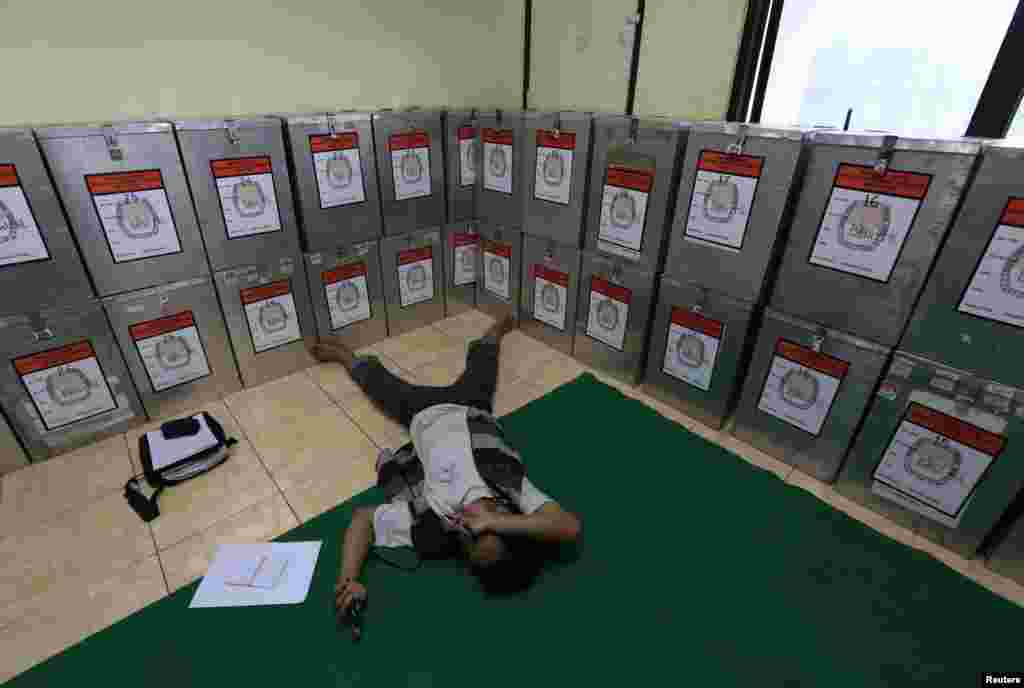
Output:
[484, 315, 516, 342]
[310, 341, 356, 369]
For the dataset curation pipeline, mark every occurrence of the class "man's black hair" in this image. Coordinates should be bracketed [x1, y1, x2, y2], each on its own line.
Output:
[469, 534, 547, 595]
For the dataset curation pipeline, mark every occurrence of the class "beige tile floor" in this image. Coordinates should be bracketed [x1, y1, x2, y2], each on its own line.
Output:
[0, 308, 1021, 680]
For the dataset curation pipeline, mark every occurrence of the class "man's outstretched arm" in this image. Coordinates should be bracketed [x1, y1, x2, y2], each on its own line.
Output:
[467, 502, 582, 544]
[336, 506, 375, 613]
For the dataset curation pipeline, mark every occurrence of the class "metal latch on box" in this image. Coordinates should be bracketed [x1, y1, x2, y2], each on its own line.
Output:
[628, 117, 639, 145]
[874, 135, 898, 175]
[32, 327, 55, 342]
[608, 262, 624, 285]
[727, 124, 749, 156]
[225, 120, 240, 146]
[544, 238, 557, 264]
[103, 126, 123, 161]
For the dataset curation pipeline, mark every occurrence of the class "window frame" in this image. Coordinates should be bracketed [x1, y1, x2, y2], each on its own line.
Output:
[727, 0, 1024, 137]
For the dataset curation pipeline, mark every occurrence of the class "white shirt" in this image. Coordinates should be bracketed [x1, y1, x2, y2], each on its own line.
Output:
[373, 404, 552, 548]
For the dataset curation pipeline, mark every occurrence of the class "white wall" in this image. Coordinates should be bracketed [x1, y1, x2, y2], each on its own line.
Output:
[528, 0, 634, 113]
[0, 0, 523, 126]
[634, 0, 748, 119]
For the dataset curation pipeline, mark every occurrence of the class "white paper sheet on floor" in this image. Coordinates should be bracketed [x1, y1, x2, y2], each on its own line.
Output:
[190, 542, 322, 608]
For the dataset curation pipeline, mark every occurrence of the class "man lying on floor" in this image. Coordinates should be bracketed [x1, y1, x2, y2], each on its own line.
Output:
[311, 318, 582, 616]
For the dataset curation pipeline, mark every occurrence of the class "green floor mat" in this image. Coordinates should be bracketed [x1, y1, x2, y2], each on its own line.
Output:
[6, 373, 1020, 687]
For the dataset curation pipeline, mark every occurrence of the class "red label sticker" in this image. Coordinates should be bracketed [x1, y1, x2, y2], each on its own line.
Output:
[129, 311, 196, 341]
[457, 126, 476, 141]
[906, 402, 1005, 456]
[0, 164, 20, 188]
[775, 340, 850, 380]
[536, 130, 576, 150]
[398, 246, 433, 265]
[482, 240, 512, 258]
[389, 131, 430, 151]
[670, 307, 723, 338]
[86, 170, 164, 195]
[240, 279, 291, 305]
[450, 231, 479, 247]
[482, 128, 514, 146]
[697, 150, 763, 178]
[13, 341, 97, 376]
[309, 133, 359, 153]
[211, 156, 272, 178]
[1000, 198, 1024, 227]
[533, 264, 568, 287]
[606, 164, 654, 193]
[323, 261, 367, 283]
[834, 164, 931, 200]
[590, 276, 632, 305]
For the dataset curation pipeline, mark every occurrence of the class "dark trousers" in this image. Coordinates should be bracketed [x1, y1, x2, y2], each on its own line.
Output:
[349, 336, 500, 428]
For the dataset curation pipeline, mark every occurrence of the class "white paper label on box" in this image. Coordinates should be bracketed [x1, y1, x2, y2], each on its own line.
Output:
[457, 126, 477, 188]
[872, 401, 1005, 522]
[450, 231, 478, 287]
[809, 164, 931, 282]
[13, 341, 117, 431]
[957, 198, 1024, 328]
[241, 279, 303, 354]
[310, 133, 366, 209]
[599, 164, 653, 257]
[129, 311, 212, 392]
[482, 128, 513, 195]
[323, 261, 372, 330]
[482, 241, 512, 300]
[662, 307, 724, 392]
[532, 263, 568, 331]
[210, 157, 282, 239]
[684, 151, 763, 251]
[389, 131, 432, 201]
[586, 276, 631, 351]
[0, 164, 50, 266]
[533, 130, 574, 206]
[397, 246, 435, 307]
[757, 339, 849, 436]
[86, 170, 182, 263]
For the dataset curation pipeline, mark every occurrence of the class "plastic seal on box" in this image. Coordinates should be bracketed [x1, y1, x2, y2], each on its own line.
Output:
[837, 200, 891, 251]
[596, 299, 620, 331]
[258, 301, 289, 333]
[1000, 243, 1024, 298]
[327, 155, 353, 189]
[540, 282, 560, 313]
[156, 334, 192, 369]
[117, 194, 160, 239]
[780, 368, 819, 410]
[336, 281, 361, 311]
[676, 334, 706, 368]
[610, 190, 637, 228]
[906, 437, 962, 485]
[489, 147, 508, 178]
[232, 178, 267, 217]
[542, 150, 565, 187]
[400, 150, 424, 183]
[488, 256, 506, 286]
[406, 264, 428, 292]
[0, 200, 22, 242]
[46, 367, 93, 405]
[703, 177, 739, 223]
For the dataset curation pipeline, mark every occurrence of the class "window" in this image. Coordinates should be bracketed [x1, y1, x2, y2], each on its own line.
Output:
[1008, 104, 1024, 137]
[735, 0, 1021, 138]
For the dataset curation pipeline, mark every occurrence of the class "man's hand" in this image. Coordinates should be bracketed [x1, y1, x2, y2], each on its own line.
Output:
[335, 577, 367, 615]
[460, 509, 503, 537]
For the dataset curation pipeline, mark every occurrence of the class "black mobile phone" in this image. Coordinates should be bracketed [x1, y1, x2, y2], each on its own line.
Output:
[161, 417, 200, 440]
